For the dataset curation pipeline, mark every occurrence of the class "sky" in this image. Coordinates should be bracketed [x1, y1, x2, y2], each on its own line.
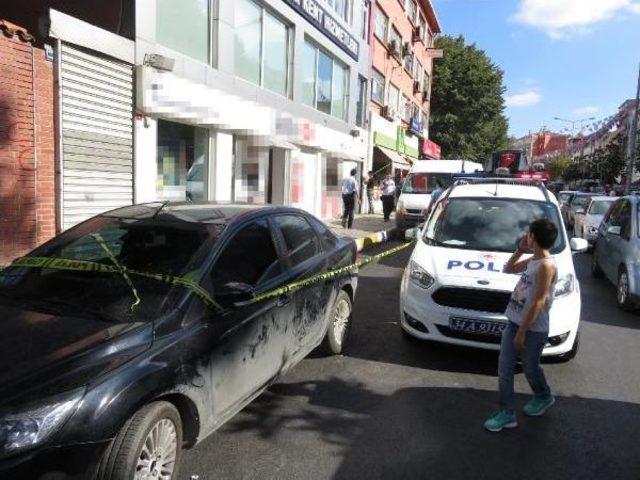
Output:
[431, 0, 640, 138]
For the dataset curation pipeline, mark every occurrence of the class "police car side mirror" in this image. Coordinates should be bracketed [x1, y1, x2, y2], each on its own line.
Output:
[607, 226, 621, 236]
[570, 238, 589, 253]
[405, 227, 420, 241]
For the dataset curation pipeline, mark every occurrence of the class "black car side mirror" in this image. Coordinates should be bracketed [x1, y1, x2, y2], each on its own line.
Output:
[215, 282, 256, 307]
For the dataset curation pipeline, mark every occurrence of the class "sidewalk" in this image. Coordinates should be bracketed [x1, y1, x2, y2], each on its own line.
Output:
[328, 213, 399, 251]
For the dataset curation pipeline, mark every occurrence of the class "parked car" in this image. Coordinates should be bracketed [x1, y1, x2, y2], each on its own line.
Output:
[566, 193, 594, 229]
[559, 190, 577, 225]
[574, 196, 617, 246]
[0, 203, 358, 479]
[401, 178, 587, 360]
[592, 196, 640, 310]
[395, 160, 484, 230]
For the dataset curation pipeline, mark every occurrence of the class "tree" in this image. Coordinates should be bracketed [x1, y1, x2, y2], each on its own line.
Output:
[429, 35, 509, 161]
[597, 134, 626, 184]
[547, 156, 571, 180]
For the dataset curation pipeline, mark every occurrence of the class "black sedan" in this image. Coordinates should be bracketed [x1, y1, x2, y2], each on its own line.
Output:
[0, 203, 358, 479]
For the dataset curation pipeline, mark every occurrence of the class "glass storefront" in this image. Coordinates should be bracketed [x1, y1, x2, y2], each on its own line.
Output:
[156, 120, 208, 201]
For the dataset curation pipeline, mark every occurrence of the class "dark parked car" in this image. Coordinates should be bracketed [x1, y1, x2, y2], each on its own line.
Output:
[0, 203, 358, 479]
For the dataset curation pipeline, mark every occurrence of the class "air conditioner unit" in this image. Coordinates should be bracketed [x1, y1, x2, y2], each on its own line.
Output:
[388, 39, 401, 59]
[381, 105, 396, 121]
[402, 41, 413, 57]
[413, 81, 421, 94]
[412, 26, 422, 42]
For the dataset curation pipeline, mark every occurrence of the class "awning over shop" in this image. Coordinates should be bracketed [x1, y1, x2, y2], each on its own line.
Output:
[327, 151, 364, 162]
[375, 146, 412, 171]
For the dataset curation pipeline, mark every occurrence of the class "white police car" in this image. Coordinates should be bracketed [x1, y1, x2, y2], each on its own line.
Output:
[400, 178, 588, 360]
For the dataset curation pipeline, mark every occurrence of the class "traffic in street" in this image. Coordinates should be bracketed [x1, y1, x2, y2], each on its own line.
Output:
[180, 240, 640, 480]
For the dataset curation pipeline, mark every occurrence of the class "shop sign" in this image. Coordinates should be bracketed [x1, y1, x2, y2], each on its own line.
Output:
[422, 139, 441, 159]
[283, 0, 359, 61]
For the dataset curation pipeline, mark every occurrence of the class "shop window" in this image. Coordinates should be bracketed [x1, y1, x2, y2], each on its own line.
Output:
[156, 0, 209, 63]
[371, 69, 385, 104]
[274, 215, 320, 267]
[374, 7, 388, 41]
[211, 219, 281, 289]
[235, 0, 290, 96]
[156, 120, 208, 202]
[304, 40, 350, 121]
[356, 75, 368, 127]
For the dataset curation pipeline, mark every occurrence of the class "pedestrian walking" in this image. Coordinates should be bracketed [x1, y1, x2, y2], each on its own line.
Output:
[365, 171, 376, 214]
[380, 174, 396, 222]
[484, 219, 559, 432]
[341, 168, 359, 229]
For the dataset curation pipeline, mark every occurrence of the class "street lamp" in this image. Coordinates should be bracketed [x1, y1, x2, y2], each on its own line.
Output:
[553, 116, 596, 137]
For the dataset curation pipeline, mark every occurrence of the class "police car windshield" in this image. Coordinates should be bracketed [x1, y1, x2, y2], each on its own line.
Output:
[424, 198, 565, 254]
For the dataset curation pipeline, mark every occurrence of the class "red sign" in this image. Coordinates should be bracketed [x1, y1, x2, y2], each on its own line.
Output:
[422, 139, 441, 159]
[499, 153, 516, 169]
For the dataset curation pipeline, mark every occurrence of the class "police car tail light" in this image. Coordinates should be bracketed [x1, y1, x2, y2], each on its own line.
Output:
[408, 261, 434, 289]
[554, 274, 575, 298]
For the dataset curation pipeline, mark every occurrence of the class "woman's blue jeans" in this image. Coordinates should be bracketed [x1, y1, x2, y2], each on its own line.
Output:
[498, 321, 552, 413]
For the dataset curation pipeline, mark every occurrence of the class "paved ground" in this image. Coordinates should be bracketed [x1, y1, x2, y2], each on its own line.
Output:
[328, 213, 396, 240]
[182, 243, 640, 480]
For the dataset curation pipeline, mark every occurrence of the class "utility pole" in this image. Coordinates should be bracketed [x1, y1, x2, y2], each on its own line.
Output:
[625, 64, 640, 193]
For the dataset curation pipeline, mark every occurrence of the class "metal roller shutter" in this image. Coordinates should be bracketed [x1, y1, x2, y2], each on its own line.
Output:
[60, 43, 133, 230]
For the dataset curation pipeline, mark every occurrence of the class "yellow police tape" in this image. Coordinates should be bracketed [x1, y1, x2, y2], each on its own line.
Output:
[0, 241, 414, 313]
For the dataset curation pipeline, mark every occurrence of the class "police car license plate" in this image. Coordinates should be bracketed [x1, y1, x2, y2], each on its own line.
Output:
[449, 317, 505, 336]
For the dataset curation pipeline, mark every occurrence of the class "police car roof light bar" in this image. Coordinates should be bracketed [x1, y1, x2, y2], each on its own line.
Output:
[443, 177, 551, 203]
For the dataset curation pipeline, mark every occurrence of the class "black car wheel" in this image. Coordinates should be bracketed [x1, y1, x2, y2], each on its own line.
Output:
[617, 267, 634, 311]
[99, 401, 183, 480]
[591, 251, 603, 278]
[323, 290, 352, 355]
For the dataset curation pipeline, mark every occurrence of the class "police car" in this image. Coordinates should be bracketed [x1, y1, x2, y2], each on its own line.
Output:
[400, 178, 588, 360]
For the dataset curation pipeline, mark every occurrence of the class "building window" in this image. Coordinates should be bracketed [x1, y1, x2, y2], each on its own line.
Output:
[427, 27, 434, 47]
[422, 71, 430, 97]
[414, 59, 423, 86]
[361, 0, 369, 40]
[402, 94, 411, 123]
[235, 0, 290, 96]
[411, 104, 420, 122]
[156, 0, 209, 63]
[406, 0, 417, 23]
[387, 83, 399, 110]
[417, 13, 426, 41]
[303, 40, 350, 121]
[328, 0, 349, 21]
[390, 27, 401, 52]
[156, 120, 208, 201]
[356, 75, 368, 127]
[374, 7, 388, 41]
[404, 53, 413, 73]
[371, 69, 385, 104]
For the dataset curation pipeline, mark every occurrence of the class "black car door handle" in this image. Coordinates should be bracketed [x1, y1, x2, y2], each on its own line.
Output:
[277, 294, 291, 307]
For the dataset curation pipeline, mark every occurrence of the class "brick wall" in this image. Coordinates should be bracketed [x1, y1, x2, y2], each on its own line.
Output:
[0, 21, 56, 265]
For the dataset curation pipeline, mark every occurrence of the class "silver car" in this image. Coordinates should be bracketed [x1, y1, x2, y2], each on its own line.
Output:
[592, 196, 640, 310]
[566, 193, 593, 229]
[574, 196, 616, 245]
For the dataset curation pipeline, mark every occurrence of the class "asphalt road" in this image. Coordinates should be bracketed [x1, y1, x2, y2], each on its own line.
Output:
[181, 242, 640, 480]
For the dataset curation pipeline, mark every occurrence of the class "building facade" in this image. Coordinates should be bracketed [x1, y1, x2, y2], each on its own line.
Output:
[135, 0, 371, 220]
[0, 21, 56, 264]
[367, 0, 441, 192]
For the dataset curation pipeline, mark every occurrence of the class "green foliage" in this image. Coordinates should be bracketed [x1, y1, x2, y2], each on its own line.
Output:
[593, 134, 626, 184]
[563, 161, 583, 182]
[547, 156, 571, 180]
[429, 35, 509, 161]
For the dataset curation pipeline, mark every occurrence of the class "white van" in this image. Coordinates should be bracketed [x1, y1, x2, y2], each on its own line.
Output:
[396, 160, 484, 230]
[400, 178, 588, 360]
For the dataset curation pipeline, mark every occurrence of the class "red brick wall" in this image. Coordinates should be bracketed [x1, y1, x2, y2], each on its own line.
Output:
[0, 21, 56, 265]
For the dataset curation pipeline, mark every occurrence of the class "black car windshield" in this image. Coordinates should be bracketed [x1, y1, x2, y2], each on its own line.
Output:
[423, 198, 566, 253]
[589, 200, 614, 215]
[402, 173, 452, 194]
[0, 215, 223, 322]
